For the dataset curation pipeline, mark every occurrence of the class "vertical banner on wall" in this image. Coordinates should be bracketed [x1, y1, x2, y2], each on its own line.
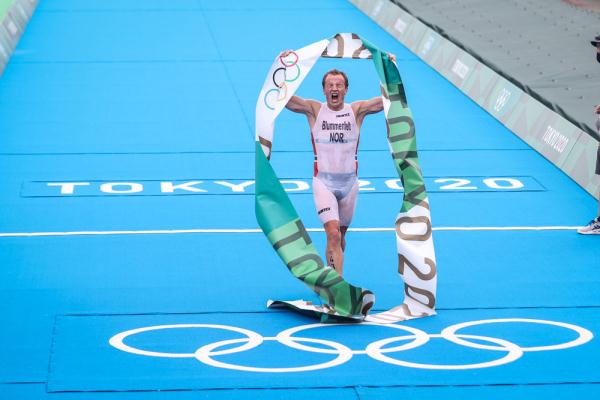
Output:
[255, 33, 437, 323]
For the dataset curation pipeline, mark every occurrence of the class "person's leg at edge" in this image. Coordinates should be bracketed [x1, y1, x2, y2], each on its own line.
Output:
[578, 147, 600, 234]
[597, 144, 600, 220]
[324, 220, 344, 275]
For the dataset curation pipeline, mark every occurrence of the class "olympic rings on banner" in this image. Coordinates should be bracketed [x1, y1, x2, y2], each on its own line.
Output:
[109, 318, 593, 372]
[263, 89, 278, 110]
[263, 86, 288, 111]
[272, 67, 286, 88]
[279, 51, 298, 67]
[263, 51, 302, 110]
[284, 64, 300, 82]
[271, 66, 300, 88]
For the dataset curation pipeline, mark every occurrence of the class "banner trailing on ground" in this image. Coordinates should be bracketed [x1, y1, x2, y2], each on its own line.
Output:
[255, 33, 437, 323]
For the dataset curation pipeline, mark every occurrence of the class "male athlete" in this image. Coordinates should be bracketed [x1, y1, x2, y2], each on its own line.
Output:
[280, 50, 396, 275]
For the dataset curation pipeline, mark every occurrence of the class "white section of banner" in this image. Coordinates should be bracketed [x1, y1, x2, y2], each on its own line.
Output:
[255, 39, 329, 152]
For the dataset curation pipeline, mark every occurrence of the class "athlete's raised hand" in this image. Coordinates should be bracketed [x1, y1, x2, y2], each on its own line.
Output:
[279, 50, 294, 58]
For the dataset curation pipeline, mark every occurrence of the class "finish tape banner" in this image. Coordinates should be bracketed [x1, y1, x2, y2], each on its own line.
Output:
[255, 33, 437, 323]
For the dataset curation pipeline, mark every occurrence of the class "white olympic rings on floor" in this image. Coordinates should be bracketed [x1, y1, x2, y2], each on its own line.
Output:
[108, 318, 593, 372]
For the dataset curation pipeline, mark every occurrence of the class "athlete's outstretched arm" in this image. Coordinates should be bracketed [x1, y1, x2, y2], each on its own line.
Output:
[352, 97, 384, 127]
[356, 97, 384, 115]
[352, 52, 396, 126]
[285, 95, 314, 114]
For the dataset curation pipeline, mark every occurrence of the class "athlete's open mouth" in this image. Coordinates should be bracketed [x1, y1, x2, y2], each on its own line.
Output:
[331, 92, 339, 101]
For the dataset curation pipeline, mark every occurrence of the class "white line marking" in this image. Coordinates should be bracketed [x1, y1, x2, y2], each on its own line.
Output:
[0, 226, 582, 238]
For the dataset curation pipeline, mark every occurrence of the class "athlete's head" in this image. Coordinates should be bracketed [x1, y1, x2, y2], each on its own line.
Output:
[322, 69, 348, 110]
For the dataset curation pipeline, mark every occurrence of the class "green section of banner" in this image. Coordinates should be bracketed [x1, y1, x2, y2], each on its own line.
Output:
[1, 0, 38, 76]
[0, 0, 16, 75]
[364, 38, 426, 213]
[254, 141, 298, 235]
[0, 0, 14, 21]
[267, 218, 366, 317]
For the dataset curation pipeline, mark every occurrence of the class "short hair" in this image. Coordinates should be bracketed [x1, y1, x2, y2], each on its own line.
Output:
[322, 69, 349, 88]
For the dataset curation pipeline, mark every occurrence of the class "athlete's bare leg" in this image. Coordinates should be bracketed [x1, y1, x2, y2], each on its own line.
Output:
[340, 225, 349, 252]
[324, 220, 344, 275]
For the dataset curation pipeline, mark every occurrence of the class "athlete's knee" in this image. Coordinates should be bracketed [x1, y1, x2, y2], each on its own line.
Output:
[328, 230, 342, 247]
[325, 223, 342, 247]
